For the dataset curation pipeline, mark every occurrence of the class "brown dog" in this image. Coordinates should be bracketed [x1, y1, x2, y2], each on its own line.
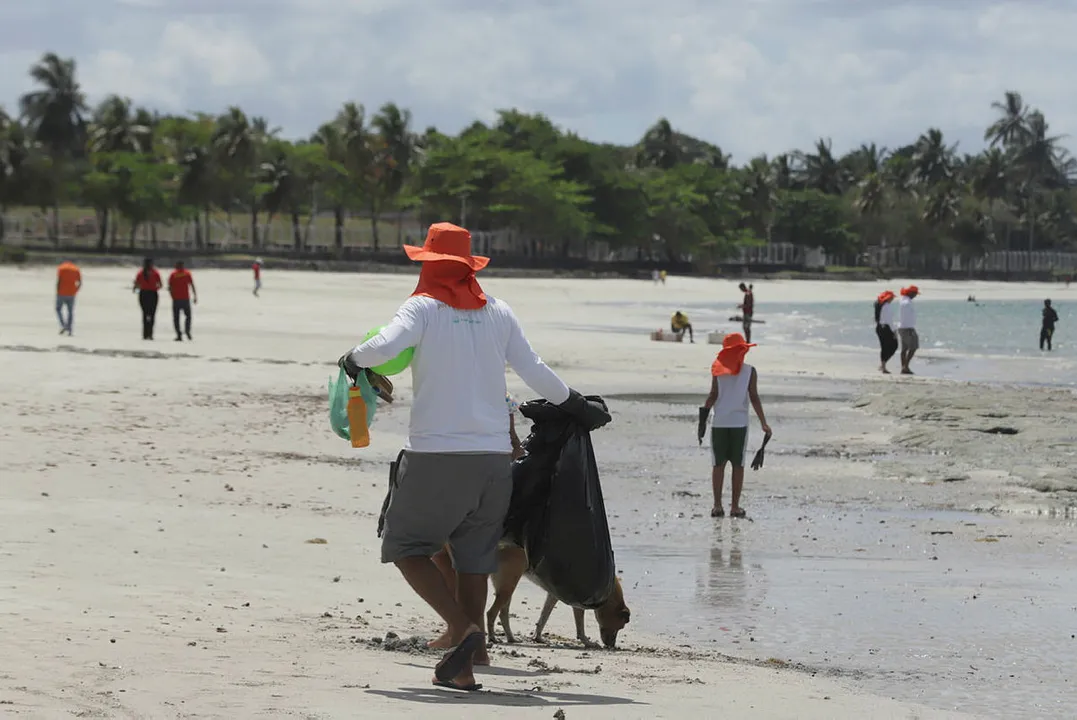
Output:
[486, 543, 630, 648]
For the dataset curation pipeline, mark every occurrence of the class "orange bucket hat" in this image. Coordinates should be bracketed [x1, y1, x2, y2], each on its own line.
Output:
[900, 285, 920, 296]
[877, 290, 896, 304]
[403, 223, 489, 271]
[711, 332, 757, 376]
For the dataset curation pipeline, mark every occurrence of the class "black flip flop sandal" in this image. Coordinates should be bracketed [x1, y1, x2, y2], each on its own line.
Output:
[434, 631, 485, 682]
[433, 679, 484, 692]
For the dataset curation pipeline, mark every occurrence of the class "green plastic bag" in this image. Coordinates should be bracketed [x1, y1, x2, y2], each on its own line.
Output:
[328, 367, 378, 441]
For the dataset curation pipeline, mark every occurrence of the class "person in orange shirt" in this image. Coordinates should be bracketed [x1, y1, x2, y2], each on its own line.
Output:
[168, 261, 198, 341]
[132, 257, 163, 340]
[56, 260, 82, 336]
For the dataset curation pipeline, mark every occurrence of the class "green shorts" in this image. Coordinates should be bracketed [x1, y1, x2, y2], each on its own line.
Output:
[711, 426, 748, 467]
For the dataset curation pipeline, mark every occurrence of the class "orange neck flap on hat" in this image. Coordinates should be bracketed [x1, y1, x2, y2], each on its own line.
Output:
[712, 347, 750, 377]
[411, 260, 487, 310]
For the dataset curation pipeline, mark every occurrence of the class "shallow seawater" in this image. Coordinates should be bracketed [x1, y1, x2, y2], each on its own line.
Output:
[611, 502, 1077, 719]
[580, 298, 1077, 388]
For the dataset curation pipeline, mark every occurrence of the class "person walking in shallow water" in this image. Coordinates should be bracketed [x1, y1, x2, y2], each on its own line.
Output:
[698, 333, 771, 519]
[874, 290, 898, 373]
[1041, 299, 1059, 351]
[132, 258, 162, 340]
[738, 283, 755, 342]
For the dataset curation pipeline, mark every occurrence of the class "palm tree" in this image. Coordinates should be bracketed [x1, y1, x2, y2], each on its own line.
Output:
[0, 108, 31, 242]
[771, 154, 794, 191]
[842, 143, 888, 183]
[157, 114, 215, 248]
[984, 91, 1029, 149]
[88, 95, 153, 155]
[795, 138, 847, 194]
[740, 155, 775, 241]
[372, 102, 415, 246]
[312, 121, 350, 252]
[335, 102, 376, 249]
[912, 128, 956, 187]
[18, 52, 88, 241]
[212, 107, 255, 244]
[86, 96, 155, 246]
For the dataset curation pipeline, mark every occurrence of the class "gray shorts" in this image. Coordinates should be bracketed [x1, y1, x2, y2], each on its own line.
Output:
[380, 450, 512, 574]
[899, 328, 919, 352]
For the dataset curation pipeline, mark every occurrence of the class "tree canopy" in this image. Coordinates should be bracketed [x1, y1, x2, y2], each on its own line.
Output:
[2, 52, 1075, 266]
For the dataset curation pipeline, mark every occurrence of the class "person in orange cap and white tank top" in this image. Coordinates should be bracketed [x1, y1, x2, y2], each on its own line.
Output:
[697, 333, 771, 518]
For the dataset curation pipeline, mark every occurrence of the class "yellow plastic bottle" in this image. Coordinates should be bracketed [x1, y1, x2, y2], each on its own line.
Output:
[347, 386, 371, 448]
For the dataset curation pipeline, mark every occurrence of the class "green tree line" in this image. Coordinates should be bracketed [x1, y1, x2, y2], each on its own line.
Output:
[1, 52, 1075, 266]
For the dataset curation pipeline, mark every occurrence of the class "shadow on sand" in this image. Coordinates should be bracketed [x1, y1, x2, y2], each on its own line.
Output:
[366, 685, 638, 709]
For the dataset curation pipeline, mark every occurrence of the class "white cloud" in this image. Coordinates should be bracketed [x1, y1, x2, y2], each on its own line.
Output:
[1, 0, 1072, 162]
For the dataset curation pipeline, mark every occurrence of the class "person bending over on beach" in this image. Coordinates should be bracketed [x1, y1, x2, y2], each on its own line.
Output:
[897, 285, 919, 374]
[874, 290, 898, 373]
[698, 333, 771, 518]
[671, 311, 694, 342]
[429, 391, 525, 654]
[339, 223, 610, 692]
[132, 257, 163, 340]
[1041, 299, 1059, 351]
[738, 283, 755, 342]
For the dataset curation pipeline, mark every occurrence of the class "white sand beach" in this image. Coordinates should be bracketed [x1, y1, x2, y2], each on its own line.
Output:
[2, 265, 1074, 719]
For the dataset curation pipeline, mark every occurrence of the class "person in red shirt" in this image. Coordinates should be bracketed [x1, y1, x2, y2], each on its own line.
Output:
[168, 261, 198, 341]
[132, 257, 163, 340]
[55, 260, 82, 336]
[252, 257, 262, 297]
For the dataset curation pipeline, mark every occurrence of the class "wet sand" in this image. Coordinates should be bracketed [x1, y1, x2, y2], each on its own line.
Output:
[2, 266, 1073, 718]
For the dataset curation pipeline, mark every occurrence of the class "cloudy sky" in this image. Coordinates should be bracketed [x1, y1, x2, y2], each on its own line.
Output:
[1, 0, 1072, 161]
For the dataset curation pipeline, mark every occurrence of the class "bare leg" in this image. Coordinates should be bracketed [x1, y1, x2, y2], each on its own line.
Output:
[711, 463, 726, 516]
[428, 547, 456, 649]
[730, 466, 746, 515]
[394, 556, 481, 687]
[457, 572, 490, 666]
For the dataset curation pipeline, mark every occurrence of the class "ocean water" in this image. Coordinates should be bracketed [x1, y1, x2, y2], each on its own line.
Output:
[579, 297, 1076, 387]
[760, 299, 1073, 359]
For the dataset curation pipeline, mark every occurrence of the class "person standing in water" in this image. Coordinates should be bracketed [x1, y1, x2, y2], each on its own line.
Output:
[874, 290, 898, 373]
[738, 283, 755, 342]
[897, 285, 919, 374]
[252, 258, 263, 296]
[168, 261, 197, 341]
[132, 258, 162, 340]
[55, 259, 82, 336]
[698, 333, 771, 518]
[1041, 299, 1059, 351]
[671, 311, 694, 342]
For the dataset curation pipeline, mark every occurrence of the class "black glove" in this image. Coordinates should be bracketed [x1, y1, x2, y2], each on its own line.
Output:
[338, 351, 361, 382]
[558, 389, 611, 431]
[697, 407, 709, 445]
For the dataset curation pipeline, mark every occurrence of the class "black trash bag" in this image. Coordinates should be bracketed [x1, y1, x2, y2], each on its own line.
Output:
[505, 397, 616, 610]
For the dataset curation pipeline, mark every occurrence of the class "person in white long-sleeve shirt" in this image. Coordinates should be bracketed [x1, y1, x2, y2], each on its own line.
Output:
[340, 222, 609, 691]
